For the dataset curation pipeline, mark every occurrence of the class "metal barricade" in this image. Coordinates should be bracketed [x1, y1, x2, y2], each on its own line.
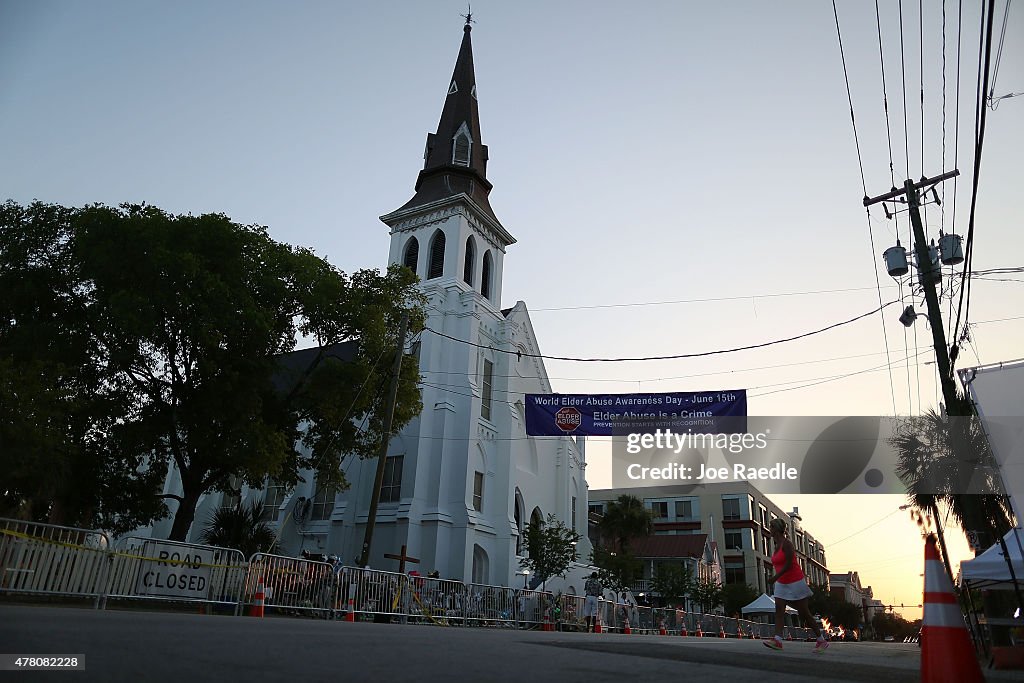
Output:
[462, 582, 518, 628]
[244, 553, 336, 618]
[0, 518, 111, 607]
[104, 536, 247, 612]
[403, 573, 469, 625]
[511, 588, 546, 629]
[556, 593, 585, 631]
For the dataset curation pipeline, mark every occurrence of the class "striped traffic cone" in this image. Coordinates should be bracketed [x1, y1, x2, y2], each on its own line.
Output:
[736, 620, 744, 639]
[623, 619, 632, 635]
[680, 622, 688, 637]
[250, 579, 265, 618]
[594, 614, 602, 634]
[921, 534, 983, 682]
[344, 598, 355, 622]
[719, 621, 726, 638]
[659, 620, 667, 636]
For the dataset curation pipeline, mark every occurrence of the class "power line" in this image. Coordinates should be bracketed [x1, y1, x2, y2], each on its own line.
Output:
[825, 508, 902, 547]
[875, 0, 900, 188]
[899, 0, 912, 179]
[988, 0, 1012, 106]
[836, 0, 897, 417]
[952, 0, 997, 359]
[419, 348, 934, 387]
[919, 0, 926, 177]
[418, 349, 932, 402]
[973, 314, 1024, 325]
[425, 300, 900, 363]
[529, 285, 892, 312]
[747, 349, 930, 399]
[833, 0, 868, 195]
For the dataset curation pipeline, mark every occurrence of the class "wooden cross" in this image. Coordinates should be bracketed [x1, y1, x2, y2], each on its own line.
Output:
[383, 544, 420, 574]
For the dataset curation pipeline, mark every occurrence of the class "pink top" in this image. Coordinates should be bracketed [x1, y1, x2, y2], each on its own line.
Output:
[771, 546, 805, 584]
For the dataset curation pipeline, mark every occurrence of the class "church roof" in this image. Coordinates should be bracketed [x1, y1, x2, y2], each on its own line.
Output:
[272, 341, 358, 395]
[395, 20, 499, 224]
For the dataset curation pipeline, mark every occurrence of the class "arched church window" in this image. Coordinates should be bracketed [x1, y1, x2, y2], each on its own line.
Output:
[481, 250, 493, 300]
[453, 130, 471, 166]
[403, 237, 419, 274]
[428, 230, 446, 280]
[463, 236, 476, 286]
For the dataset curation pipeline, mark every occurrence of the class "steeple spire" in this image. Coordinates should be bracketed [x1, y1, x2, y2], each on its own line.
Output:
[396, 18, 497, 223]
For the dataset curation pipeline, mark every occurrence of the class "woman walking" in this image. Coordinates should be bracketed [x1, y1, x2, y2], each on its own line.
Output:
[765, 518, 828, 653]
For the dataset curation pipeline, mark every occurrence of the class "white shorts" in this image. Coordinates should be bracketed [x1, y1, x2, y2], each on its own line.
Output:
[773, 578, 813, 602]
[583, 595, 599, 617]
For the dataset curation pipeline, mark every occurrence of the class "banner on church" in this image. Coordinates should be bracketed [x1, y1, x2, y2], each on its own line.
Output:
[524, 390, 747, 437]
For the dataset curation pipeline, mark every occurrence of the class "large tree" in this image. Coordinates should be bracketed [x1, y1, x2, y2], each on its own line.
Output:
[0, 201, 166, 530]
[649, 563, 695, 608]
[1, 201, 425, 539]
[597, 494, 653, 553]
[520, 514, 581, 592]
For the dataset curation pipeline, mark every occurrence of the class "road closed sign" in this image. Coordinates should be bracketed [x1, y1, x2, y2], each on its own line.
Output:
[134, 541, 214, 599]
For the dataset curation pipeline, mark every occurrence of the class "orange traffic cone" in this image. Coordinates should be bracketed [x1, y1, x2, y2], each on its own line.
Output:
[344, 598, 355, 622]
[695, 623, 703, 638]
[623, 619, 632, 635]
[736, 621, 744, 639]
[786, 630, 793, 641]
[594, 614, 602, 634]
[719, 621, 726, 638]
[250, 579, 265, 618]
[921, 534, 983, 682]
[659, 620, 667, 636]
[680, 622, 688, 637]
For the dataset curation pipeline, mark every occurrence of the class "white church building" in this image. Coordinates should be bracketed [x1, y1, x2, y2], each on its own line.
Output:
[145, 20, 593, 590]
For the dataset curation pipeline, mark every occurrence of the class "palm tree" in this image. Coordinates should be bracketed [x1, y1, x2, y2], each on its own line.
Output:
[891, 408, 1015, 553]
[199, 498, 279, 558]
[597, 494, 653, 553]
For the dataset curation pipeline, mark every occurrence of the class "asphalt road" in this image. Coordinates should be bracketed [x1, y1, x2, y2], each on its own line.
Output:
[0, 605, 1017, 682]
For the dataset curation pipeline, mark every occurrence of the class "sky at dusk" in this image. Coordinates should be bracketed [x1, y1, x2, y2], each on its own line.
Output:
[3, 1, 1022, 621]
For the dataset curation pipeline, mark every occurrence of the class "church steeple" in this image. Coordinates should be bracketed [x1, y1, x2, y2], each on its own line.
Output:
[396, 19, 498, 223]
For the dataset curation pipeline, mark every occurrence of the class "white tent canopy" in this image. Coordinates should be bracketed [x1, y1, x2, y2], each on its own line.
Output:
[741, 593, 798, 615]
[960, 528, 1024, 589]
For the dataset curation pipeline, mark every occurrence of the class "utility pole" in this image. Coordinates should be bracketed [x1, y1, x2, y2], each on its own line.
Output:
[358, 312, 410, 568]
[868, 171, 961, 587]
[864, 170, 963, 415]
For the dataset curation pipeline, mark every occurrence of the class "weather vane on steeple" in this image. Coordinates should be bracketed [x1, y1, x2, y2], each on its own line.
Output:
[461, 5, 475, 27]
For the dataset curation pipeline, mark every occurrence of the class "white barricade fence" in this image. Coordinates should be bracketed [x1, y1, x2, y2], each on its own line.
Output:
[555, 593, 585, 631]
[103, 537, 247, 611]
[463, 581, 521, 628]
[512, 588, 546, 629]
[0, 518, 111, 607]
[244, 553, 336, 618]
[402, 573, 469, 624]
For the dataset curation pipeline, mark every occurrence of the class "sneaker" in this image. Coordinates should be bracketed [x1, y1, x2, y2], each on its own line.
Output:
[763, 637, 783, 651]
[814, 638, 830, 654]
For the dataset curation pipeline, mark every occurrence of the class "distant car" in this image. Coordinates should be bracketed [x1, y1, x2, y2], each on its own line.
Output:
[884, 635, 895, 642]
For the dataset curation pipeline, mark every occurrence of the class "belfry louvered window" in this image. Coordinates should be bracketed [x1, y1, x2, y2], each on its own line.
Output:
[428, 230, 446, 279]
[481, 250, 493, 299]
[453, 132, 471, 166]
[464, 236, 476, 285]
[403, 237, 419, 274]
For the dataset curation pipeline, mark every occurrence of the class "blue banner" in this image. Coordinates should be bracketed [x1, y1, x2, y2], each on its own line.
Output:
[524, 390, 747, 436]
